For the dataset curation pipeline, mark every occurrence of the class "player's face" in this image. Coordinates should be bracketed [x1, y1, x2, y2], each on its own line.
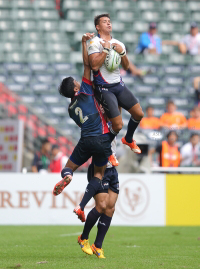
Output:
[74, 80, 81, 91]
[191, 27, 198, 36]
[191, 135, 199, 146]
[43, 142, 51, 155]
[97, 17, 112, 33]
[147, 107, 154, 117]
[167, 104, 176, 113]
[168, 133, 177, 144]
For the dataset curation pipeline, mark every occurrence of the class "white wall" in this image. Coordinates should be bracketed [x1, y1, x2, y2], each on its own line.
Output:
[0, 173, 165, 225]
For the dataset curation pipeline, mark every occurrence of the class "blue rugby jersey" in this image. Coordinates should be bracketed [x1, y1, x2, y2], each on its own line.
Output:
[68, 77, 109, 137]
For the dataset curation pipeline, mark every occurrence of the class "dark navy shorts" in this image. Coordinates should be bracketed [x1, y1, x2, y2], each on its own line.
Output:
[70, 134, 112, 167]
[94, 81, 138, 119]
[87, 163, 119, 195]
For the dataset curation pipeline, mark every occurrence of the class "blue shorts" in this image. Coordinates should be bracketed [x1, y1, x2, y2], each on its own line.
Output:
[94, 81, 138, 119]
[70, 134, 112, 167]
[87, 163, 119, 195]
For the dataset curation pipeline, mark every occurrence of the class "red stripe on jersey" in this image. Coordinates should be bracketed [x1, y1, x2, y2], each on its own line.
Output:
[94, 98, 109, 135]
[82, 77, 93, 85]
[98, 70, 109, 84]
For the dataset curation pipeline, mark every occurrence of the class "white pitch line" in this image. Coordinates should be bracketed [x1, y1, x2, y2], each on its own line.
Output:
[60, 232, 82, 237]
[126, 245, 140, 248]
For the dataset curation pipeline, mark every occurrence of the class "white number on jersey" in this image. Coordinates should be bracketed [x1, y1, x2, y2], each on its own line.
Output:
[75, 107, 88, 124]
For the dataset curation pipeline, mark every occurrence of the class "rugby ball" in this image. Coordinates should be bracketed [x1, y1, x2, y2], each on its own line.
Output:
[104, 49, 121, 72]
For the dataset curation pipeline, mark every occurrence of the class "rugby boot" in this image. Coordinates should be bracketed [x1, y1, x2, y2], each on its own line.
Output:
[108, 154, 119, 166]
[121, 137, 141, 154]
[52, 174, 72, 196]
[73, 205, 86, 222]
[91, 244, 106, 259]
[77, 235, 93, 255]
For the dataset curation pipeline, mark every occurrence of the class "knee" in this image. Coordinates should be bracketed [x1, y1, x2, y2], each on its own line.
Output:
[96, 200, 107, 213]
[105, 206, 115, 217]
[133, 108, 144, 121]
[112, 121, 123, 133]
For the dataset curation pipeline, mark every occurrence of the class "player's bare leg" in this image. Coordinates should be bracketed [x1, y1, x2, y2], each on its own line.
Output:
[53, 159, 79, 196]
[122, 103, 144, 154]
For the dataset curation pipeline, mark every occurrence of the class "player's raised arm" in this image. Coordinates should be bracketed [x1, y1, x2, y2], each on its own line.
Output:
[82, 33, 94, 80]
[112, 43, 130, 71]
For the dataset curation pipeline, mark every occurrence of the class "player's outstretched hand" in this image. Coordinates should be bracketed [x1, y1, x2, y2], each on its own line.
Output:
[112, 43, 124, 54]
[82, 33, 95, 42]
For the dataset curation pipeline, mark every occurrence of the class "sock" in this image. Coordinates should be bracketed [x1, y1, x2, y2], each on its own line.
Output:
[109, 126, 118, 142]
[61, 167, 73, 178]
[94, 214, 112, 249]
[81, 207, 102, 240]
[125, 117, 140, 143]
[79, 177, 101, 210]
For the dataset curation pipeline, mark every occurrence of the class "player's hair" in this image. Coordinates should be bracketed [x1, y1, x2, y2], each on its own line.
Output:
[146, 106, 154, 111]
[190, 133, 199, 139]
[94, 13, 110, 29]
[167, 131, 178, 139]
[167, 100, 175, 106]
[41, 138, 49, 145]
[58, 76, 75, 99]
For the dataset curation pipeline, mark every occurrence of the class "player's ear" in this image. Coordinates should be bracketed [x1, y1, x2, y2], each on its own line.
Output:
[96, 25, 100, 31]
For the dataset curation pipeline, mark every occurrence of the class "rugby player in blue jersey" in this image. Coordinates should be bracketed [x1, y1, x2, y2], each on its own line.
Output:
[52, 33, 113, 220]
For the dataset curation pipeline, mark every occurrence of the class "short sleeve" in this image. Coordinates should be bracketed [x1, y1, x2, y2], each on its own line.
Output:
[181, 35, 188, 45]
[87, 39, 100, 55]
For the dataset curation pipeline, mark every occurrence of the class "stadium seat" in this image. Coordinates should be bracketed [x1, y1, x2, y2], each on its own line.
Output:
[147, 97, 166, 107]
[191, 13, 200, 22]
[0, 42, 21, 53]
[38, 21, 59, 32]
[165, 76, 184, 86]
[13, 0, 33, 9]
[113, 1, 137, 11]
[11, 10, 35, 20]
[1, 32, 21, 42]
[46, 43, 71, 53]
[167, 12, 189, 23]
[142, 11, 163, 22]
[162, 45, 177, 55]
[112, 21, 126, 32]
[33, 0, 55, 10]
[188, 2, 200, 11]
[22, 32, 44, 42]
[15, 21, 37, 31]
[161, 86, 181, 97]
[169, 54, 191, 65]
[133, 21, 149, 33]
[60, 21, 83, 32]
[35, 10, 59, 21]
[158, 22, 182, 34]
[118, 11, 138, 23]
[6, 84, 25, 93]
[0, 10, 11, 19]
[137, 1, 161, 11]
[163, 2, 186, 11]
[122, 33, 138, 44]
[0, 0, 12, 9]
[49, 53, 69, 63]
[5, 52, 26, 63]
[27, 52, 48, 63]
[50, 106, 68, 116]
[22, 42, 46, 53]
[44, 32, 68, 43]
[62, 0, 86, 11]
[70, 52, 82, 64]
[0, 21, 14, 31]
[66, 10, 90, 22]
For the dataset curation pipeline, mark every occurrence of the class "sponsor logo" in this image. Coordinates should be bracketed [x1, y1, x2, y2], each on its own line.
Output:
[117, 179, 150, 220]
[101, 88, 108, 91]
[99, 221, 106, 226]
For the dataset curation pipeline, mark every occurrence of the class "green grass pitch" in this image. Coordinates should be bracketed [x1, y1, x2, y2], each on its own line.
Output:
[0, 226, 200, 269]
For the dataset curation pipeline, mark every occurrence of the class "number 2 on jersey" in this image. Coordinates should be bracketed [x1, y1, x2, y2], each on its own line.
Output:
[75, 107, 88, 124]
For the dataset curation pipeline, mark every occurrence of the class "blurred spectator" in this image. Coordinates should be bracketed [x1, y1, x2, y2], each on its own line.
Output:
[179, 22, 200, 55]
[181, 133, 200, 167]
[140, 106, 160, 130]
[193, 77, 200, 106]
[160, 100, 187, 130]
[32, 139, 51, 173]
[135, 22, 161, 55]
[188, 106, 200, 130]
[149, 131, 181, 167]
[49, 145, 68, 173]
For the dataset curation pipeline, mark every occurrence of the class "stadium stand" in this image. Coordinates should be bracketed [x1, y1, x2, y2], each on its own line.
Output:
[0, 0, 199, 169]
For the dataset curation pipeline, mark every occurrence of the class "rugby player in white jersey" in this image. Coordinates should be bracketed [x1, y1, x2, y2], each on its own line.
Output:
[88, 14, 144, 153]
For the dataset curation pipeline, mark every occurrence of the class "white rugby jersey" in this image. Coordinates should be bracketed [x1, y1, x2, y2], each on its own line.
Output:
[87, 35, 126, 85]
